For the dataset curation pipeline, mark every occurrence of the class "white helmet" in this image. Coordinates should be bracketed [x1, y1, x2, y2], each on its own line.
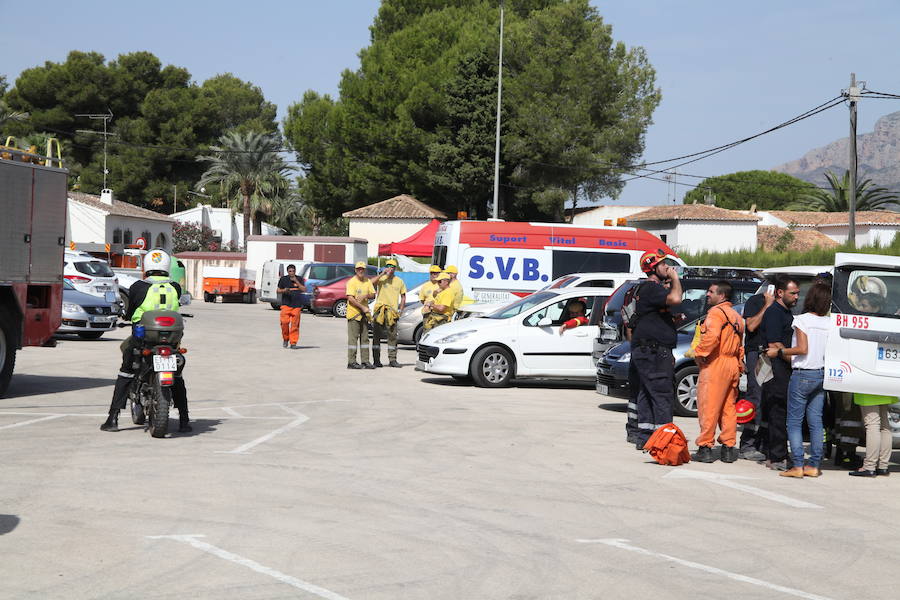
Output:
[143, 248, 171, 276]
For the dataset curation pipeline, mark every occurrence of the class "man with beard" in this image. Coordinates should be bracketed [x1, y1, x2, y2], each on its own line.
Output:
[759, 275, 800, 470]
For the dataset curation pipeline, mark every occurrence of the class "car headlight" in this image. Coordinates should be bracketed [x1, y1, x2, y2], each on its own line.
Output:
[617, 352, 631, 363]
[62, 303, 83, 313]
[435, 330, 477, 344]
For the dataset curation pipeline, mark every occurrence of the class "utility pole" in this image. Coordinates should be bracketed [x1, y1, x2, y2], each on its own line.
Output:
[75, 109, 114, 189]
[173, 185, 177, 214]
[491, 0, 505, 220]
[847, 73, 859, 248]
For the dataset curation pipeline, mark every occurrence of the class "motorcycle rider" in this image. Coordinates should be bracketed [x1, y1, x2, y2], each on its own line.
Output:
[100, 249, 191, 433]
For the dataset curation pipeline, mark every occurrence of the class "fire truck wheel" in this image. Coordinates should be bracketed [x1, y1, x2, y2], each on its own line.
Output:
[0, 307, 16, 398]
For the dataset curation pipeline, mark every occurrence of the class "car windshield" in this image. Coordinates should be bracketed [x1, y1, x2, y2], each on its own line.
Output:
[485, 291, 557, 319]
[74, 260, 114, 277]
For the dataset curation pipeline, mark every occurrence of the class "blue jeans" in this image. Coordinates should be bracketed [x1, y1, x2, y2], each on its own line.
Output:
[786, 368, 825, 467]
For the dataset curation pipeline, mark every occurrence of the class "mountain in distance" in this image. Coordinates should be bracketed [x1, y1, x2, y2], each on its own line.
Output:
[773, 110, 900, 193]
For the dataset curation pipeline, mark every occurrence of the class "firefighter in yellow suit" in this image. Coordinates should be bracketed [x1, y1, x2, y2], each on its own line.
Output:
[444, 265, 464, 312]
[423, 273, 455, 331]
[419, 265, 442, 304]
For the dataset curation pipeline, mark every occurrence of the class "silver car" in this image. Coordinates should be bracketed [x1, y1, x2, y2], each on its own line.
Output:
[58, 280, 119, 339]
[397, 301, 424, 345]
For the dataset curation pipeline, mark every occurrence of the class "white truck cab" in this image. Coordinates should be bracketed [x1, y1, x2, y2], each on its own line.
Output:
[824, 252, 900, 396]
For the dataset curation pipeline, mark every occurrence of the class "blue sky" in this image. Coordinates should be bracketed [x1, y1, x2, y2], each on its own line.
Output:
[3, 1, 899, 206]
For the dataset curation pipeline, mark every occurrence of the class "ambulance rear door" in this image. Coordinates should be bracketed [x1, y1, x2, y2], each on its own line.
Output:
[824, 252, 900, 395]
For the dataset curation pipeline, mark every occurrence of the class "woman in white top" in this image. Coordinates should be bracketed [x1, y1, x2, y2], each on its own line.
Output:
[766, 282, 831, 478]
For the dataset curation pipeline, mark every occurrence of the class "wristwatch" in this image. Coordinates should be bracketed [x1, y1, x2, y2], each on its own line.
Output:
[777, 348, 784, 359]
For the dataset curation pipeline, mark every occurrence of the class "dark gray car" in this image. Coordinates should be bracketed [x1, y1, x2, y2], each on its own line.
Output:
[58, 280, 119, 339]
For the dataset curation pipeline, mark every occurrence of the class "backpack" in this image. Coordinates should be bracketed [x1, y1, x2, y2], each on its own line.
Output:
[643, 423, 691, 466]
[621, 283, 646, 330]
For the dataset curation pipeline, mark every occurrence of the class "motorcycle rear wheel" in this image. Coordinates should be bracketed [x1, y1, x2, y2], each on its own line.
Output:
[148, 377, 172, 438]
[129, 394, 145, 425]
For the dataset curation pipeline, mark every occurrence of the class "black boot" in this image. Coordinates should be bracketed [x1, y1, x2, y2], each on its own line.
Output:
[178, 412, 192, 433]
[100, 410, 119, 432]
[372, 350, 383, 368]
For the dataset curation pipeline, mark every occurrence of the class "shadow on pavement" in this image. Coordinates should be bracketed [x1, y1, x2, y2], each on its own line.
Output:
[289, 345, 320, 350]
[114, 418, 222, 438]
[0, 515, 20, 535]
[420, 377, 596, 390]
[5, 375, 112, 398]
[597, 402, 628, 413]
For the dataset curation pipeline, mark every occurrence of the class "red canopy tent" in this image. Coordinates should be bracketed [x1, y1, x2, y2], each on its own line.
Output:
[377, 218, 442, 257]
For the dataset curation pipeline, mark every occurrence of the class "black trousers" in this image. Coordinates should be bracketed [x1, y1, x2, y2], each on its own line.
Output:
[629, 344, 675, 444]
[762, 360, 790, 463]
[739, 350, 767, 452]
[114, 337, 188, 414]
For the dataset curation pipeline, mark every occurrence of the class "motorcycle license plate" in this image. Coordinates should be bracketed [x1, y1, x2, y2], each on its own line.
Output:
[153, 355, 178, 372]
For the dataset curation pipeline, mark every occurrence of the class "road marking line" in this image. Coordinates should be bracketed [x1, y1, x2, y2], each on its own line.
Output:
[0, 412, 293, 421]
[217, 414, 309, 454]
[193, 399, 349, 411]
[664, 469, 823, 509]
[222, 407, 243, 418]
[147, 534, 350, 600]
[0, 414, 64, 430]
[576, 538, 834, 600]
[277, 404, 303, 417]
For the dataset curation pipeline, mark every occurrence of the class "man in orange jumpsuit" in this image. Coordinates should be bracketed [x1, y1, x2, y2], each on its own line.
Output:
[693, 280, 745, 463]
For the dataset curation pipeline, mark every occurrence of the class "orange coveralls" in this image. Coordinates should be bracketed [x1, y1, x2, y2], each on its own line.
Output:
[280, 306, 301, 345]
[694, 302, 745, 448]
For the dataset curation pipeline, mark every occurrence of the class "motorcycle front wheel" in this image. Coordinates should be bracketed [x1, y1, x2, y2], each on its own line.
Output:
[148, 376, 173, 438]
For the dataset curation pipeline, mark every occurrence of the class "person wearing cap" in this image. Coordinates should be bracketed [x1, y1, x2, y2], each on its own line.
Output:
[346, 261, 376, 369]
[423, 273, 455, 331]
[444, 265, 464, 311]
[276, 264, 306, 349]
[627, 249, 682, 450]
[419, 265, 442, 304]
[371, 259, 406, 367]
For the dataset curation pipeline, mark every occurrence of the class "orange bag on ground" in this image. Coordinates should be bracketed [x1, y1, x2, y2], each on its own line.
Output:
[643, 423, 691, 466]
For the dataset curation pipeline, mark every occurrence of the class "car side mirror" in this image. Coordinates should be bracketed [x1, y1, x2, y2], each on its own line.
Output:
[179, 293, 192, 306]
[538, 317, 553, 327]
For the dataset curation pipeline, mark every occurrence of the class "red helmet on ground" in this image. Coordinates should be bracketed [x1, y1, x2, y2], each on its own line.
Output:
[735, 399, 755, 424]
[639, 249, 669, 274]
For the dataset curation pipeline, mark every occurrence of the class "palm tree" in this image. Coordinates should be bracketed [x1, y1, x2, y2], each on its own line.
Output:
[788, 169, 899, 212]
[0, 99, 29, 127]
[197, 132, 292, 248]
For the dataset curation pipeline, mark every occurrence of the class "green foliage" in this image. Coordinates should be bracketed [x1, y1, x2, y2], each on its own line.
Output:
[681, 233, 900, 269]
[788, 169, 900, 212]
[197, 131, 291, 247]
[682, 170, 816, 210]
[173, 221, 241, 253]
[3, 51, 277, 212]
[284, 0, 660, 221]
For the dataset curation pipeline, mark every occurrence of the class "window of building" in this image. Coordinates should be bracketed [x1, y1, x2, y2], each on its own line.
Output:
[141, 230, 152, 245]
[123, 229, 133, 245]
[660, 234, 668, 244]
[155, 233, 167, 249]
[112, 228, 122, 244]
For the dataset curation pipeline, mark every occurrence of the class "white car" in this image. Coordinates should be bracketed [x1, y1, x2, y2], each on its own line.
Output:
[416, 288, 612, 387]
[63, 251, 119, 304]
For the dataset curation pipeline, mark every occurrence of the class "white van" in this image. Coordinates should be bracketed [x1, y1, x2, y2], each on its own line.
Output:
[258, 259, 310, 308]
[824, 253, 900, 396]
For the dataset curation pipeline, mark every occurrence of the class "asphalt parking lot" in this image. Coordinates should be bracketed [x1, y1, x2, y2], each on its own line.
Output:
[2, 301, 900, 599]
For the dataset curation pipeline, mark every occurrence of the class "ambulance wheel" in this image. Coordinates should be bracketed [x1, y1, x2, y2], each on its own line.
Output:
[270, 302, 280, 310]
[204, 292, 213, 303]
[0, 307, 16, 398]
[471, 345, 514, 388]
[673, 365, 700, 417]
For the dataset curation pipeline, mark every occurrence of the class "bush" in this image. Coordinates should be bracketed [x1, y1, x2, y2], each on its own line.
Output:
[680, 233, 900, 268]
[173, 221, 242, 253]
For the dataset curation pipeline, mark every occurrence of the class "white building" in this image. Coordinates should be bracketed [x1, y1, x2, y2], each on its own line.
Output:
[343, 194, 447, 258]
[170, 204, 282, 249]
[626, 204, 760, 253]
[66, 190, 173, 253]
[245, 235, 369, 289]
[571, 205, 655, 227]
[755, 210, 900, 246]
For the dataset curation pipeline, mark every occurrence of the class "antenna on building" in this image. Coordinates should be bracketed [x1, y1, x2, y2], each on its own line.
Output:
[75, 109, 115, 189]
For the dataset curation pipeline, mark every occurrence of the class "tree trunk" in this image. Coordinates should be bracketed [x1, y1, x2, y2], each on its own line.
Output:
[570, 185, 579, 223]
[253, 210, 264, 235]
[242, 194, 251, 250]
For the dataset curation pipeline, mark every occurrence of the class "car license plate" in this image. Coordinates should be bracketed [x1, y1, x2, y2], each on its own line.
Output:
[153, 355, 178, 372]
[877, 344, 900, 362]
[89, 315, 115, 323]
[596, 383, 609, 395]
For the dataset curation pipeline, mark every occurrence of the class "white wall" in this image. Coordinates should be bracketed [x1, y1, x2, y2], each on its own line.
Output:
[633, 219, 756, 253]
[870, 225, 900, 246]
[572, 206, 654, 227]
[106, 216, 173, 252]
[66, 201, 106, 245]
[171, 205, 283, 248]
[348, 218, 432, 258]
[246, 239, 369, 288]
[627, 219, 679, 249]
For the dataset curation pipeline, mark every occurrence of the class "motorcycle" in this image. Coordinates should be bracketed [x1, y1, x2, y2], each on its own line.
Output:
[119, 307, 192, 438]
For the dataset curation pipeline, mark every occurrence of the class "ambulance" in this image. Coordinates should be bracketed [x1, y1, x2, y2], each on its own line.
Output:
[431, 220, 683, 303]
[824, 253, 900, 396]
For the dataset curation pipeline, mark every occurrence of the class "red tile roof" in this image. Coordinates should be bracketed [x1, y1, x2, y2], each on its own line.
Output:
[768, 210, 900, 227]
[69, 192, 173, 222]
[342, 194, 448, 219]
[757, 226, 838, 252]
[627, 204, 760, 222]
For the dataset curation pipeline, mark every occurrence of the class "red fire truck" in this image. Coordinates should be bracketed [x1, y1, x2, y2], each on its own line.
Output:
[0, 148, 68, 396]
